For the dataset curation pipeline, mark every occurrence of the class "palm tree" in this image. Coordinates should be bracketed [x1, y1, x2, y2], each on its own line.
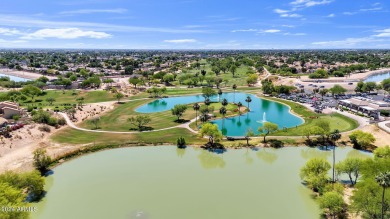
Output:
[330, 129, 341, 182]
[204, 98, 211, 111]
[221, 98, 228, 107]
[245, 96, 252, 111]
[218, 89, 223, 102]
[219, 107, 227, 126]
[237, 102, 243, 115]
[193, 103, 200, 126]
[232, 84, 237, 103]
[375, 172, 390, 219]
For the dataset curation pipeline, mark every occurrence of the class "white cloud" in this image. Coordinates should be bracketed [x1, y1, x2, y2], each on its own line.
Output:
[326, 13, 335, 17]
[259, 29, 281, 33]
[280, 13, 302, 18]
[274, 9, 289, 14]
[231, 29, 258, 33]
[343, 12, 356, 15]
[344, 5, 383, 16]
[0, 15, 206, 34]
[0, 38, 27, 43]
[163, 39, 197, 43]
[312, 37, 384, 46]
[282, 25, 295, 28]
[21, 28, 111, 39]
[284, 32, 306, 36]
[373, 29, 390, 37]
[60, 8, 127, 15]
[0, 27, 22, 36]
[290, 0, 333, 8]
[359, 7, 382, 12]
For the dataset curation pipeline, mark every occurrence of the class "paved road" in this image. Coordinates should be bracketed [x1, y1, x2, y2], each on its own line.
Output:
[59, 112, 199, 134]
[378, 121, 390, 133]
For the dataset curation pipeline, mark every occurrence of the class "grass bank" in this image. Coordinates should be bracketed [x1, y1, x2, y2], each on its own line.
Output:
[264, 97, 359, 136]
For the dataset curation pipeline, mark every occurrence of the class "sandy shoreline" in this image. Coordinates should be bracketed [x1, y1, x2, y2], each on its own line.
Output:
[301, 68, 390, 82]
[0, 69, 56, 80]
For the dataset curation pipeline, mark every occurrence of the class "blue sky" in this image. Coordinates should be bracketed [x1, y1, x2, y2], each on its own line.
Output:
[0, 0, 389, 49]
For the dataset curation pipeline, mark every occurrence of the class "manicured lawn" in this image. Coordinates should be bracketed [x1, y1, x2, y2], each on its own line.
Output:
[80, 99, 197, 131]
[51, 127, 206, 145]
[80, 99, 240, 131]
[184, 60, 256, 86]
[20, 90, 119, 108]
[265, 97, 359, 136]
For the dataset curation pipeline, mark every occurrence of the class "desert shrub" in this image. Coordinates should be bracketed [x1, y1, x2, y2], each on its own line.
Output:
[57, 118, 66, 126]
[38, 125, 51, 133]
[268, 139, 284, 148]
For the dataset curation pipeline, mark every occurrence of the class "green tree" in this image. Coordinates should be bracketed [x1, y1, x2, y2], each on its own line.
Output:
[319, 191, 345, 219]
[21, 85, 41, 101]
[33, 148, 52, 175]
[218, 89, 223, 102]
[129, 77, 141, 88]
[232, 84, 237, 103]
[352, 179, 388, 219]
[374, 146, 390, 159]
[319, 88, 329, 99]
[330, 129, 342, 182]
[193, 103, 200, 126]
[237, 102, 243, 115]
[128, 115, 151, 131]
[76, 97, 85, 106]
[36, 76, 49, 83]
[300, 158, 331, 192]
[0, 183, 29, 219]
[46, 97, 55, 105]
[177, 136, 186, 148]
[336, 157, 363, 185]
[261, 79, 274, 94]
[115, 92, 124, 103]
[246, 74, 258, 86]
[125, 66, 134, 75]
[381, 78, 390, 92]
[316, 120, 331, 144]
[199, 123, 223, 146]
[163, 74, 174, 84]
[245, 96, 252, 111]
[363, 82, 377, 93]
[89, 117, 100, 130]
[219, 106, 227, 122]
[376, 172, 390, 219]
[258, 122, 278, 143]
[245, 128, 255, 146]
[230, 65, 237, 77]
[221, 98, 228, 107]
[330, 85, 347, 97]
[349, 130, 376, 149]
[202, 87, 216, 100]
[171, 104, 188, 121]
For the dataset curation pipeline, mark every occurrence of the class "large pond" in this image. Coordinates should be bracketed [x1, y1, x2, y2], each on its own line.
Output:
[136, 92, 303, 136]
[31, 146, 371, 219]
[0, 73, 30, 82]
[364, 72, 390, 82]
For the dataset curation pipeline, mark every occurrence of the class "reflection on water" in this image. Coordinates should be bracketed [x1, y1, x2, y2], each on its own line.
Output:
[257, 148, 279, 164]
[243, 150, 254, 165]
[31, 146, 371, 219]
[176, 148, 186, 158]
[300, 147, 331, 160]
[197, 150, 226, 169]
